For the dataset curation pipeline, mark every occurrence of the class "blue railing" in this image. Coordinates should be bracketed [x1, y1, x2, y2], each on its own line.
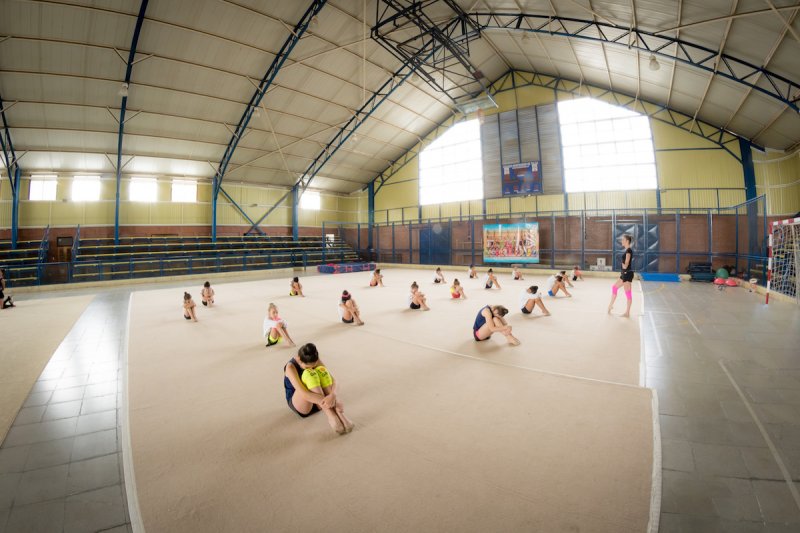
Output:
[70, 248, 357, 283]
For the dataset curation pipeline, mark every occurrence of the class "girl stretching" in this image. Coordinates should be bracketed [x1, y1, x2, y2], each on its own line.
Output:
[559, 270, 575, 288]
[264, 303, 295, 347]
[545, 274, 571, 297]
[520, 286, 550, 316]
[572, 265, 584, 281]
[339, 290, 364, 325]
[409, 281, 430, 310]
[183, 292, 197, 322]
[608, 233, 634, 318]
[201, 281, 215, 307]
[512, 266, 524, 280]
[450, 279, 467, 299]
[369, 269, 384, 287]
[484, 268, 501, 290]
[433, 267, 446, 284]
[284, 343, 354, 434]
[468, 265, 478, 279]
[472, 305, 519, 345]
[289, 277, 304, 297]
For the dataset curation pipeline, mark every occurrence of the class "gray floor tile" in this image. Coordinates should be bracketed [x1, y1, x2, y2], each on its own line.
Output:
[85, 382, 118, 399]
[21, 392, 52, 409]
[720, 400, 754, 423]
[660, 415, 690, 440]
[0, 473, 22, 509]
[97, 525, 130, 533]
[24, 438, 74, 471]
[80, 395, 117, 416]
[691, 442, 750, 478]
[753, 480, 800, 523]
[66, 454, 120, 495]
[740, 447, 786, 481]
[56, 375, 90, 390]
[4, 500, 64, 533]
[11, 407, 46, 427]
[64, 485, 126, 533]
[663, 439, 695, 472]
[0, 448, 29, 475]
[14, 464, 68, 506]
[49, 387, 85, 405]
[711, 493, 764, 522]
[75, 411, 117, 436]
[87, 371, 118, 385]
[29, 380, 59, 394]
[0, 507, 8, 533]
[42, 400, 82, 422]
[71, 430, 118, 462]
[2, 418, 78, 447]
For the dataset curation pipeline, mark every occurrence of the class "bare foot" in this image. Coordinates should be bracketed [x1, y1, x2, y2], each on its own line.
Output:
[423, 306, 430, 311]
[327, 415, 346, 434]
[356, 321, 365, 326]
[507, 336, 521, 346]
[543, 312, 551, 316]
[621, 313, 630, 318]
[607, 305, 612, 314]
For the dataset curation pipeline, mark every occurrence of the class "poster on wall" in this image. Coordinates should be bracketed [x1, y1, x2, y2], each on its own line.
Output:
[502, 161, 541, 196]
[483, 222, 540, 264]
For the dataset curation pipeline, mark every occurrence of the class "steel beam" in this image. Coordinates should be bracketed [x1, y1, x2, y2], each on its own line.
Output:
[471, 12, 800, 112]
[114, 0, 149, 245]
[212, 0, 327, 242]
[0, 92, 21, 249]
[217, 187, 264, 235]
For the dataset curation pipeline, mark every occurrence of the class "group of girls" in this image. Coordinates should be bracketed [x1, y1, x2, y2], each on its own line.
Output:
[181, 281, 216, 321]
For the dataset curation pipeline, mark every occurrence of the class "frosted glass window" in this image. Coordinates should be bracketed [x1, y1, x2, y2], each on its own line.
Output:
[129, 177, 157, 202]
[72, 175, 101, 201]
[419, 119, 483, 206]
[171, 179, 197, 203]
[300, 190, 320, 210]
[558, 98, 657, 193]
[29, 175, 57, 201]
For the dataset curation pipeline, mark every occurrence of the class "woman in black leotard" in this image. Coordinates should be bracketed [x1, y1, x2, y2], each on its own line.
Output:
[608, 233, 634, 317]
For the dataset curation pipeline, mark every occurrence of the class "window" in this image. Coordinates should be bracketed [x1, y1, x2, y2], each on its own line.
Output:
[29, 175, 57, 201]
[558, 98, 657, 193]
[419, 119, 483, 205]
[171, 179, 197, 203]
[71, 175, 101, 201]
[129, 177, 157, 202]
[300, 190, 320, 210]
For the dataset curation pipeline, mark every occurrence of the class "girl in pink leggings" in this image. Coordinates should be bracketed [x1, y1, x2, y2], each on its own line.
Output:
[608, 233, 634, 318]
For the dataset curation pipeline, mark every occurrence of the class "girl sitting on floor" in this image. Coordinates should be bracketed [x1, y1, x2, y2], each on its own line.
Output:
[484, 268, 501, 290]
[264, 302, 295, 347]
[338, 290, 364, 326]
[433, 267, 446, 284]
[284, 343, 354, 435]
[450, 279, 467, 299]
[472, 305, 519, 345]
[409, 281, 430, 310]
[519, 285, 550, 316]
[369, 269, 384, 287]
[183, 292, 197, 322]
[545, 274, 572, 298]
[289, 277, 304, 297]
[201, 281, 215, 307]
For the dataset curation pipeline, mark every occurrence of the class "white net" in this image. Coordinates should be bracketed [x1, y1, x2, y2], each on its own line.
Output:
[770, 220, 800, 302]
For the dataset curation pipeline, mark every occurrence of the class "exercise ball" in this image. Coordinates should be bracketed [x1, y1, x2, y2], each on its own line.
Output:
[714, 278, 725, 285]
[725, 278, 738, 287]
[715, 268, 729, 279]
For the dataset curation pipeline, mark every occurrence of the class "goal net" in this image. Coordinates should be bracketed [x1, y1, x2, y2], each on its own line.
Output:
[768, 217, 800, 304]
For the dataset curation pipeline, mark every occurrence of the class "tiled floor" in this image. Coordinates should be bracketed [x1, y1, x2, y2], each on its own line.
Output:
[643, 282, 800, 532]
[0, 292, 131, 533]
[2, 276, 799, 532]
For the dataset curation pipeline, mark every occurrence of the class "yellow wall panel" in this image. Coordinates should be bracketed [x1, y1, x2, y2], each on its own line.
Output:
[627, 191, 658, 209]
[537, 194, 565, 212]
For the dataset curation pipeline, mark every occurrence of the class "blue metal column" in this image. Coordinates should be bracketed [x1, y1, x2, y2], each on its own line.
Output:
[11, 167, 20, 247]
[291, 185, 299, 241]
[368, 181, 375, 249]
[114, 0, 149, 245]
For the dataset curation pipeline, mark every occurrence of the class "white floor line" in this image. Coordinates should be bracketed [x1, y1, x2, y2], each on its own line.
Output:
[357, 327, 646, 390]
[647, 312, 664, 358]
[120, 293, 145, 533]
[718, 359, 800, 513]
[647, 389, 663, 533]
[639, 315, 647, 387]
[683, 312, 701, 335]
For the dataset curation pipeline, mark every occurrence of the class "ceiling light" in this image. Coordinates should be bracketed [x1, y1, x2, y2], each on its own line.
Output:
[648, 55, 660, 71]
[310, 15, 319, 27]
[521, 32, 530, 42]
[252, 106, 261, 118]
[118, 82, 129, 97]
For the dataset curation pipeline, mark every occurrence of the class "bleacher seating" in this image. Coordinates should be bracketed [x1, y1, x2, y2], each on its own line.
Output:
[0, 239, 46, 287]
[71, 235, 361, 282]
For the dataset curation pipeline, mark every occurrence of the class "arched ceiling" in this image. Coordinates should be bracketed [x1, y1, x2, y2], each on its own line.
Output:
[0, 0, 798, 195]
